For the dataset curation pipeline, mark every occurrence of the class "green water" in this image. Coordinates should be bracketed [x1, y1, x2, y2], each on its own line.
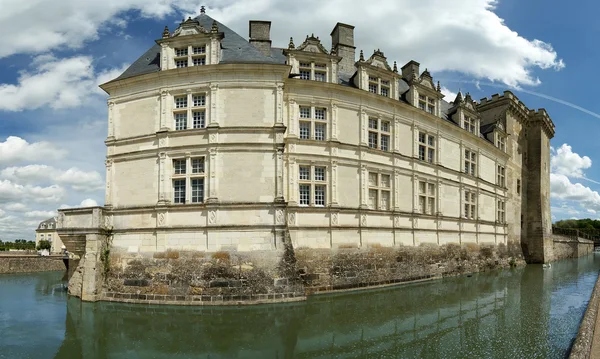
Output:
[2, 254, 600, 359]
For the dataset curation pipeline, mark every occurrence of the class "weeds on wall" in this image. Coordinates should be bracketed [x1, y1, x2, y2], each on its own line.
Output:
[99, 226, 114, 279]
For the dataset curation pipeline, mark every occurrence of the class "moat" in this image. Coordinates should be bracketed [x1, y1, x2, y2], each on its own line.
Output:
[2, 254, 600, 359]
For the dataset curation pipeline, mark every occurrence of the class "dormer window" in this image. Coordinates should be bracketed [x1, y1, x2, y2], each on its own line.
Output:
[418, 95, 436, 114]
[496, 133, 506, 152]
[299, 62, 327, 81]
[368, 76, 390, 97]
[173, 45, 208, 68]
[463, 116, 476, 134]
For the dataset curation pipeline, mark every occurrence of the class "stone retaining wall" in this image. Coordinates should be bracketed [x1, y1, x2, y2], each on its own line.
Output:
[569, 271, 600, 359]
[0, 256, 66, 274]
[552, 235, 594, 262]
[96, 241, 525, 305]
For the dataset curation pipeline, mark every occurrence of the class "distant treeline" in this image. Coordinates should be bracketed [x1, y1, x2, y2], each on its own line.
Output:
[554, 218, 600, 230]
[0, 240, 36, 251]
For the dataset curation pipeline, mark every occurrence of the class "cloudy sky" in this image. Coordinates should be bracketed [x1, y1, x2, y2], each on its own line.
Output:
[0, 0, 598, 240]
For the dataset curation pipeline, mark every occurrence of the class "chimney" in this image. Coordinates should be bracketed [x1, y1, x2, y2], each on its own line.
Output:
[401, 60, 420, 83]
[249, 20, 272, 57]
[331, 22, 355, 75]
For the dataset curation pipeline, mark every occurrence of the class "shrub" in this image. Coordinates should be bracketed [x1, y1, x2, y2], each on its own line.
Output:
[211, 251, 230, 262]
[165, 250, 179, 259]
[36, 240, 51, 251]
[480, 246, 494, 259]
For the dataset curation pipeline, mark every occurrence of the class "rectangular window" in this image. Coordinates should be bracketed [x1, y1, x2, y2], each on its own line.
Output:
[192, 158, 204, 174]
[368, 118, 390, 151]
[381, 87, 389, 97]
[299, 70, 310, 80]
[175, 113, 187, 130]
[193, 46, 206, 54]
[369, 83, 378, 94]
[464, 116, 476, 134]
[176, 60, 187, 68]
[314, 71, 326, 82]
[299, 122, 310, 139]
[418, 132, 435, 163]
[298, 106, 327, 141]
[497, 200, 505, 223]
[175, 96, 187, 108]
[368, 172, 391, 210]
[193, 95, 205, 107]
[419, 181, 436, 215]
[497, 165, 505, 187]
[173, 179, 186, 204]
[464, 190, 476, 219]
[192, 111, 205, 129]
[517, 179, 521, 195]
[173, 159, 186, 174]
[299, 165, 327, 206]
[192, 57, 206, 66]
[191, 178, 204, 203]
[175, 48, 188, 57]
[368, 132, 378, 149]
[299, 185, 310, 205]
[464, 149, 477, 176]
[314, 123, 326, 141]
[497, 135, 506, 152]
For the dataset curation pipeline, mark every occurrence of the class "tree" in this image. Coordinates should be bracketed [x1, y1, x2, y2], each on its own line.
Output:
[36, 240, 52, 251]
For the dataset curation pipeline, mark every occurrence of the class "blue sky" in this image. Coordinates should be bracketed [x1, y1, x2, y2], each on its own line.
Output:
[0, 0, 597, 239]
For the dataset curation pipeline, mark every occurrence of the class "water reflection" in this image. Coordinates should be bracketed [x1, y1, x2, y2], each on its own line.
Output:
[49, 254, 600, 359]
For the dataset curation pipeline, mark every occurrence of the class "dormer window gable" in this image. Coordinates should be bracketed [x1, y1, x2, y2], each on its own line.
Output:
[403, 65, 444, 117]
[354, 49, 400, 99]
[284, 35, 341, 84]
[156, 17, 224, 70]
[450, 91, 481, 135]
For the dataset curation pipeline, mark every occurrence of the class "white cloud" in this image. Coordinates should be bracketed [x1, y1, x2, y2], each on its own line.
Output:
[0, 0, 563, 89]
[588, 209, 597, 215]
[0, 0, 185, 58]
[550, 174, 600, 212]
[0, 180, 66, 204]
[4, 203, 29, 212]
[24, 210, 57, 219]
[441, 87, 457, 101]
[0, 56, 128, 111]
[0, 136, 67, 165]
[0, 208, 5, 217]
[203, 0, 564, 88]
[0, 165, 105, 192]
[551, 144, 592, 178]
[60, 198, 99, 209]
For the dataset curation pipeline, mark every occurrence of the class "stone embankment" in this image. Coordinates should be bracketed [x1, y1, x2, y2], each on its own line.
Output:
[571, 270, 600, 359]
[0, 255, 66, 274]
[89, 241, 525, 306]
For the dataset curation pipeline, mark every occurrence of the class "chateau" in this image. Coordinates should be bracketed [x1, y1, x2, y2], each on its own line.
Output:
[57, 9, 559, 302]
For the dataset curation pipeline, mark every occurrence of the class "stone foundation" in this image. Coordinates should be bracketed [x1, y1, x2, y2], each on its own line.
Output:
[95, 241, 524, 305]
[551, 235, 594, 262]
[0, 256, 66, 274]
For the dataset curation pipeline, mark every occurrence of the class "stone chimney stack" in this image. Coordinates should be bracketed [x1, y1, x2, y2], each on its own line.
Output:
[331, 22, 355, 75]
[401, 60, 420, 82]
[249, 20, 272, 57]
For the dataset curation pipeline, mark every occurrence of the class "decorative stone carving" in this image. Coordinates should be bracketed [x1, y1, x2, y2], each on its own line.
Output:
[210, 133, 217, 143]
[361, 214, 367, 226]
[332, 212, 339, 225]
[276, 209, 284, 224]
[158, 212, 166, 226]
[209, 210, 217, 224]
[104, 215, 113, 228]
[288, 212, 296, 225]
[394, 215, 400, 227]
[289, 143, 296, 152]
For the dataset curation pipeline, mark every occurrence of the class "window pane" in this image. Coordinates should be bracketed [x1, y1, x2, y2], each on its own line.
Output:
[193, 46, 206, 54]
[428, 135, 434, 146]
[299, 184, 310, 205]
[381, 87, 389, 97]
[369, 173, 378, 187]
[381, 121, 390, 132]
[368, 118, 378, 129]
[299, 62, 311, 68]
[173, 159, 186, 174]
[314, 167, 326, 181]
[191, 158, 204, 173]
[175, 113, 187, 130]
[299, 107, 311, 118]
[299, 122, 310, 139]
[315, 108, 326, 120]
[299, 166, 310, 180]
[191, 178, 204, 203]
[428, 183, 435, 195]
[314, 185, 326, 206]
[175, 48, 188, 56]
[192, 57, 205, 66]
[420, 196, 426, 214]
[192, 111, 205, 129]
[419, 132, 426, 144]
[175, 96, 187, 108]
[381, 135, 389, 151]
[368, 132, 378, 149]
[464, 204, 469, 217]
[427, 148, 435, 163]
[193, 95, 205, 107]
[428, 198, 435, 215]
[369, 189, 378, 208]
[419, 181, 426, 194]
[299, 70, 310, 80]
[176, 60, 187, 68]
[314, 123, 326, 141]
[381, 174, 390, 188]
[173, 179, 186, 203]
[381, 191, 390, 210]
[419, 145, 426, 161]
[314, 72, 326, 82]
[369, 84, 378, 94]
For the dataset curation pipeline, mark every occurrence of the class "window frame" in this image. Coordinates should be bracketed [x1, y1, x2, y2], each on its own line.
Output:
[464, 149, 477, 176]
[298, 164, 328, 207]
[298, 105, 328, 141]
[464, 190, 477, 220]
[418, 132, 436, 163]
[418, 180, 436, 215]
[497, 164, 506, 187]
[172, 156, 206, 204]
[418, 93, 436, 114]
[367, 117, 391, 151]
[298, 61, 328, 82]
[497, 199, 506, 223]
[368, 172, 391, 210]
[173, 92, 207, 130]
[173, 44, 208, 68]
[463, 115, 477, 134]
[367, 75, 391, 97]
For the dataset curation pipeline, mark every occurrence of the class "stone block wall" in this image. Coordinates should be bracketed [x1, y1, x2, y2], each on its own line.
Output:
[551, 235, 594, 262]
[0, 256, 66, 274]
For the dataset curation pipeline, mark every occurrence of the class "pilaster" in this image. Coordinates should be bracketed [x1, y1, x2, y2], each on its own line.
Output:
[287, 99, 297, 137]
[209, 83, 219, 126]
[330, 100, 338, 141]
[275, 146, 285, 201]
[107, 101, 115, 140]
[157, 152, 169, 205]
[288, 158, 298, 205]
[159, 90, 170, 131]
[207, 148, 218, 203]
[104, 159, 113, 208]
[360, 164, 368, 208]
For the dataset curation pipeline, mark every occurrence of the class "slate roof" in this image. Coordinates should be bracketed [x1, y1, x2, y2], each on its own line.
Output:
[37, 217, 56, 230]
[112, 13, 476, 136]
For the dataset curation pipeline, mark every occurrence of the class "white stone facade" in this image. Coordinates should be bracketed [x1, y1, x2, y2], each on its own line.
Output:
[87, 13, 553, 256]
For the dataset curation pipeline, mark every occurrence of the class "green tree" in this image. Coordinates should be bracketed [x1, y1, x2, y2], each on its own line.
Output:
[36, 240, 52, 251]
